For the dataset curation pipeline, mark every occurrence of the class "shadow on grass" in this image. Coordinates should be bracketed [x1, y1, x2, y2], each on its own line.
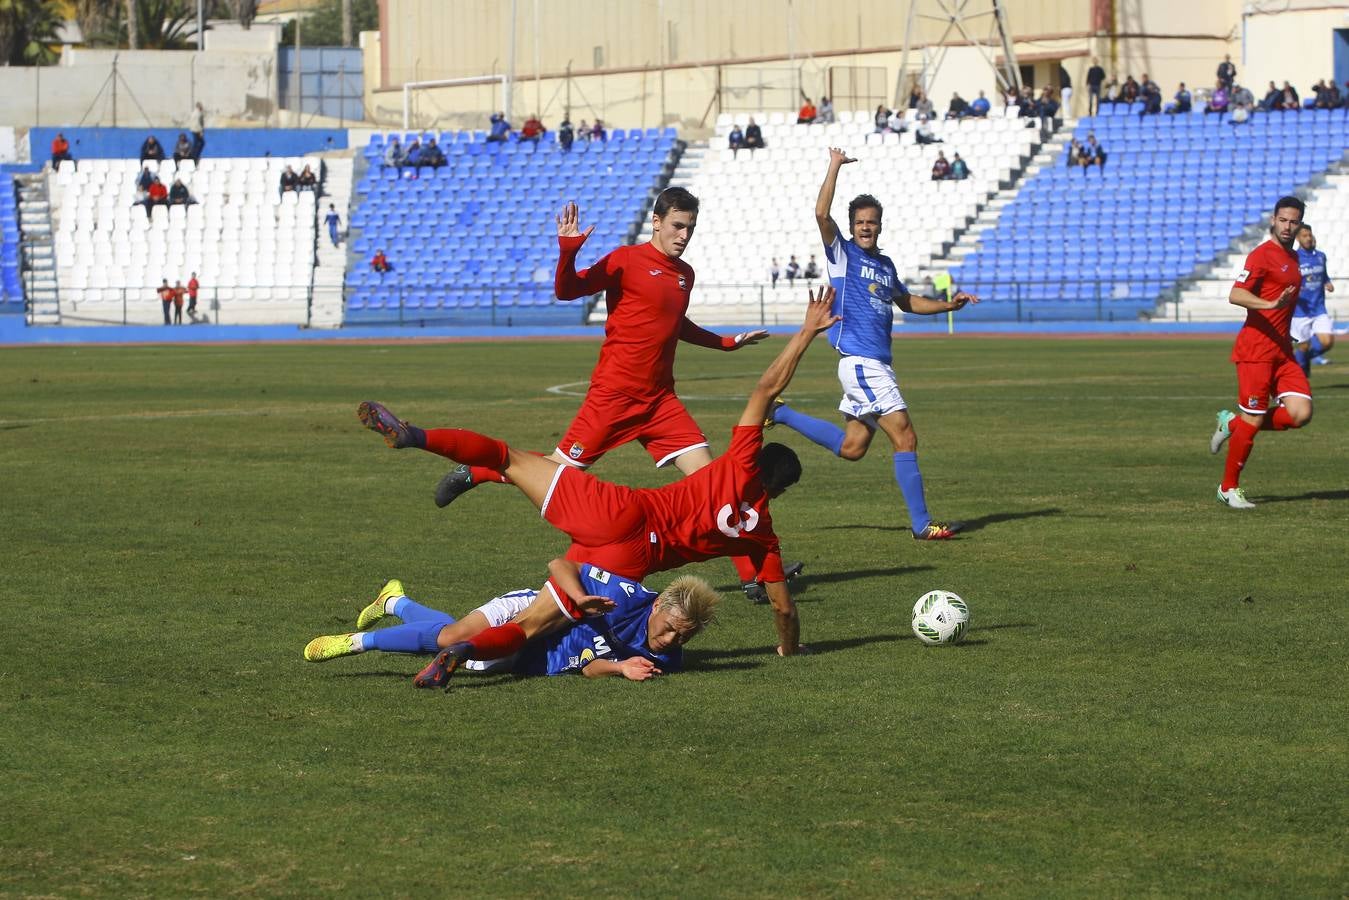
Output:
[717, 565, 936, 600]
[688, 632, 907, 662]
[1254, 489, 1349, 504]
[816, 508, 1064, 535]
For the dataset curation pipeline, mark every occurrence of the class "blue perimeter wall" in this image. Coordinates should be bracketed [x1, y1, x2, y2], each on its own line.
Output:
[29, 127, 348, 160]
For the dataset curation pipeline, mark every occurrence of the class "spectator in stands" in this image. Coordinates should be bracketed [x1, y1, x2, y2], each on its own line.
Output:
[297, 164, 319, 190]
[946, 92, 969, 119]
[785, 255, 801, 285]
[1279, 81, 1300, 110]
[1139, 73, 1158, 99]
[324, 203, 342, 247]
[887, 108, 908, 134]
[744, 117, 765, 149]
[187, 272, 200, 317]
[1260, 81, 1282, 111]
[486, 112, 512, 142]
[1168, 82, 1192, 114]
[931, 151, 951, 180]
[803, 255, 820, 281]
[1217, 54, 1236, 90]
[915, 118, 942, 145]
[190, 102, 206, 160]
[1103, 75, 1119, 105]
[770, 258, 780, 289]
[520, 114, 546, 144]
[140, 135, 165, 163]
[1137, 81, 1162, 117]
[1068, 138, 1083, 167]
[157, 279, 174, 325]
[172, 279, 186, 324]
[590, 119, 607, 142]
[558, 118, 575, 151]
[1038, 86, 1061, 131]
[1075, 139, 1094, 173]
[172, 132, 193, 165]
[1120, 75, 1140, 104]
[1058, 64, 1073, 116]
[1085, 133, 1106, 174]
[817, 96, 835, 123]
[50, 133, 72, 167]
[1086, 58, 1106, 114]
[168, 177, 194, 206]
[142, 176, 169, 217]
[874, 104, 892, 133]
[419, 140, 446, 168]
[728, 122, 745, 156]
[1325, 80, 1342, 109]
[135, 165, 155, 199]
[279, 165, 299, 195]
[950, 153, 970, 180]
[797, 97, 817, 124]
[405, 138, 422, 168]
[915, 90, 934, 121]
[1205, 82, 1229, 116]
[371, 249, 391, 275]
[578, 119, 591, 142]
[908, 85, 923, 109]
[1017, 86, 1038, 124]
[968, 91, 990, 118]
[383, 137, 404, 170]
[1230, 83, 1255, 123]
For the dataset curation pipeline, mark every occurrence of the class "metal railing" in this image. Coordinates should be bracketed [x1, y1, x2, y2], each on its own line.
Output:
[51, 285, 314, 327]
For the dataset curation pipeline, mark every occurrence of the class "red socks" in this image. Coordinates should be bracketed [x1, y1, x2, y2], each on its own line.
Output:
[421, 429, 509, 470]
[1221, 418, 1258, 491]
[467, 622, 527, 660]
[1261, 407, 1296, 431]
[469, 465, 512, 485]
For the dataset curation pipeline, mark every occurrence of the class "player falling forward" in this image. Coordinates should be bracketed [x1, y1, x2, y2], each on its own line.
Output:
[302, 566, 718, 686]
[357, 287, 840, 681]
[767, 148, 978, 540]
[434, 190, 797, 601]
[1209, 196, 1312, 509]
[1292, 223, 1335, 374]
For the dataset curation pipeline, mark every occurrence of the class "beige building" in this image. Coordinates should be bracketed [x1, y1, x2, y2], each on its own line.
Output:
[365, 0, 1348, 130]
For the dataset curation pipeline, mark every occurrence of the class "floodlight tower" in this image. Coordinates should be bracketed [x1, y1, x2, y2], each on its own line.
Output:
[897, 0, 1022, 103]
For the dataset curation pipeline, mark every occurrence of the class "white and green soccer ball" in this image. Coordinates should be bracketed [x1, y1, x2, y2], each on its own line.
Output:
[911, 590, 970, 645]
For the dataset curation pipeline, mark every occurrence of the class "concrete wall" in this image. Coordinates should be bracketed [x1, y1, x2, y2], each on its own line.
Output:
[1243, 6, 1349, 100]
[0, 128, 17, 163]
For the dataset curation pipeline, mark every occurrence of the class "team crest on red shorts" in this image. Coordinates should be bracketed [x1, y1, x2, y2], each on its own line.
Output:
[568, 442, 585, 460]
[1247, 395, 1263, 410]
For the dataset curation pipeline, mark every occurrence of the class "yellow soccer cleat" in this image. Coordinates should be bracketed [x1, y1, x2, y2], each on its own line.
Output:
[304, 633, 360, 662]
[357, 579, 405, 630]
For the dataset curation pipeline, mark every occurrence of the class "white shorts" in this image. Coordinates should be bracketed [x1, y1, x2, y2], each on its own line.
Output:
[461, 589, 535, 673]
[1291, 314, 1334, 344]
[837, 355, 907, 426]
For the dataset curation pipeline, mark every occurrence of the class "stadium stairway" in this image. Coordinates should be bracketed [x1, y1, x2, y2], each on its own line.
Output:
[1, 173, 25, 316]
[16, 173, 58, 324]
[1163, 155, 1349, 322]
[676, 110, 1041, 325]
[950, 107, 1349, 323]
[309, 156, 354, 329]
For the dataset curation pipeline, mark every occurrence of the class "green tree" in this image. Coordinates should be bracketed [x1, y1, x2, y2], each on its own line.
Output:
[0, 0, 62, 64]
[282, 0, 376, 47]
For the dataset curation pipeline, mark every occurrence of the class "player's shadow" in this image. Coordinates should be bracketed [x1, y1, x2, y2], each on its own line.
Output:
[717, 565, 935, 600]
[816, 508, 1063, 535]
[1252, 489, 1349, 504]
[687, 632, 906, 662]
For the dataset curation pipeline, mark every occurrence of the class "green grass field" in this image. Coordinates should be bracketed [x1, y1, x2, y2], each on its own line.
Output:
[2, 336, 1346, 897]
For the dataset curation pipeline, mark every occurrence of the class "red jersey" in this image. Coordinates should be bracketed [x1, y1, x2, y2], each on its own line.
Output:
[1231, 239, 1302, 362]
[187, 278, 199, 298]
[636, 425, 785, 581]
[157, 286, 174, 302]
[555, 235, 731, 401]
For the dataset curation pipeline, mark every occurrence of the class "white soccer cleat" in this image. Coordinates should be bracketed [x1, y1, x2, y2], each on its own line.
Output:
[1217, 485, 1255, 509]
[1209, 409, 1236, 455]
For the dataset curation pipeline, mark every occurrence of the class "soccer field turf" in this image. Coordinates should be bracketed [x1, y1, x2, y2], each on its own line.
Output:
[2, 336, 1346, 897]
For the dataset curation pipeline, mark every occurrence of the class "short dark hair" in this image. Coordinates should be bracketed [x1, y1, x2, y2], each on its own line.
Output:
[848, 194, 883, 228]
[654, 187, 699, 218]
[1274, 196, 1305, 217]
[757, 442, 802, 495]
[1296, 222, 1312, 233]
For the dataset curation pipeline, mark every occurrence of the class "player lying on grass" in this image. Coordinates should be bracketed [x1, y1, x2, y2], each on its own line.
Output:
[303, 564, 718, 687]
[357, 287, 840, 681]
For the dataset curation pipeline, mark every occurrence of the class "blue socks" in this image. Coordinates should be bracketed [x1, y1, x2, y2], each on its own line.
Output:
[390, 596, 445, 623]
[773, 405, 845, 456]
[364, 618, 455, 654]
[893, 451, 931, 534]
[1295, 347, 1310, 373]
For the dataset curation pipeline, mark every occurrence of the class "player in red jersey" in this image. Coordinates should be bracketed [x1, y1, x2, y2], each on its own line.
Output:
[1208, 196, 1311, 509]
[358, 287, 840, 684]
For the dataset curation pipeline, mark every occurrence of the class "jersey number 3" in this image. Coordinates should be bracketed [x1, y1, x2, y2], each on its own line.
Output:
[717, 501, 760, 539]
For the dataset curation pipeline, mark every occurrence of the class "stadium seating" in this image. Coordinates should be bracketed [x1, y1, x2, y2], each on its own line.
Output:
[1, 173, 22, 313]
[29, 127, 347, 161]
[343, 128, 680, 324]
[951, 107, 1349, 322]
[678, 110, 1037, 321]
[49, 158, 322, 325]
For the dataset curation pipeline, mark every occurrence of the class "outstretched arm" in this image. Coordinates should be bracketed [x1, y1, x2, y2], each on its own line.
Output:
[739, 286, 840, 427]
[679, 318, 769, 351]
[895, 288, 979, 316]
[816, 147, 855, 247]
[554, 202, 618, 300]
[581, 657, 663, 680]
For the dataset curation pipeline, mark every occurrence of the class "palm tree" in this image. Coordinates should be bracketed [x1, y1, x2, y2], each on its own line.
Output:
[0, 0, 63, 64]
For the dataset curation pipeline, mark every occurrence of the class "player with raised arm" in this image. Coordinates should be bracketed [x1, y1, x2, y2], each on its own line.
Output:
[302, 567, 718, 687]
[356, 287, 840, 685]
[1209, 196, 1311, 509]
[1291, 224, 1335, 373]
[767, 148, 978, 541]
[434, 189, 797, 601]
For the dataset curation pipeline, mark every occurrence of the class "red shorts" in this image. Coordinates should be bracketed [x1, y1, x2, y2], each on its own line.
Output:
[541, 466, 656, 579]
[556, 386, 707, 468]
[1234, 358, 1311, 414]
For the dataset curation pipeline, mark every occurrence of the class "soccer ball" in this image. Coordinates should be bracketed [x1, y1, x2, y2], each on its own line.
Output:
[911, 590, 970, 645]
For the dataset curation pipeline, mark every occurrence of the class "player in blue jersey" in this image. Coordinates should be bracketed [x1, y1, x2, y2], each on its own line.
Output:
[767, 147, 977, 540]
[302, 562, 718, 687]
[1291, 224, 1335, 373]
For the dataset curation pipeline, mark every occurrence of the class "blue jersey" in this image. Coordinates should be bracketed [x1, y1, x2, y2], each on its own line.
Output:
[823, 232, 908, 365]
[1296, 247, 1329, 317]
[514, 565, 681, 676]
